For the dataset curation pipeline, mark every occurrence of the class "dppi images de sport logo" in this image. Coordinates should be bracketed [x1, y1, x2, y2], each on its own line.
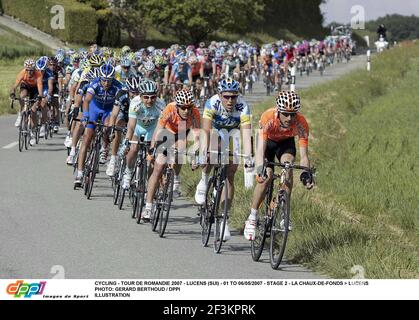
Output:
[6, 280, 46, 298]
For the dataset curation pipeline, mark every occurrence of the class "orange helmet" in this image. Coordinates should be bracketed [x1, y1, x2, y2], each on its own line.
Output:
[175, 89, 195, 106]
[276, 91, 301, 113]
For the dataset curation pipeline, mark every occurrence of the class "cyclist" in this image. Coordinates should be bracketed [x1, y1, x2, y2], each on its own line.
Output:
[74, 63, 123, 187]
[142, 89, 200, 221]
[35, 56, 49, 138]
[115, 57, 137, 84]
[10, 59, 43, 144]
[244, 91, 314, 241]
[118, 79, 166, 189]
[169, 55, 192, 89]
[105, 76, 143, 177]
[45, 56, 64, 133]
[194, 78, 253, 241]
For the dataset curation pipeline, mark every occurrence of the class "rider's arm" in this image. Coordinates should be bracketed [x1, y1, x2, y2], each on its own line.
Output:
[188, 67, 193, 85]
[82, 92, 93, 114]
[199, 63, 204, 79]
[36, 73, 43, 98]
[255, 129, 267, 174]
[11, 70, 24, 94]
[48, 76, 54, 97]
[125, 117, 136, 142]
[299, 145, 310, 169]
[109, 104, 120, 128]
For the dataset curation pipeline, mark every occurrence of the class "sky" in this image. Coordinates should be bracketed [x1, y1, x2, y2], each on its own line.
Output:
[321, 0, 419, 24]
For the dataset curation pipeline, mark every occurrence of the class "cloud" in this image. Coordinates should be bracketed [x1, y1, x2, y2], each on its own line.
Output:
[321, 0, 419, 24]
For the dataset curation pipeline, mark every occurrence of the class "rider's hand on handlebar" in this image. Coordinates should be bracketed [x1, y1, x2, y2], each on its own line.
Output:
[9, 92, 15, 100]
[300, 171, 314, 190]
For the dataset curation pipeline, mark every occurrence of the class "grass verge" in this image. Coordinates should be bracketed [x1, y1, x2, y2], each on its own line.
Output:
[181, 41, 419, 278]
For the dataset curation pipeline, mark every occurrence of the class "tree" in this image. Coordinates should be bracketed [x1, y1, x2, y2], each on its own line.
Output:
[139, 0, 264, 44]
[110, 0, 148, 47]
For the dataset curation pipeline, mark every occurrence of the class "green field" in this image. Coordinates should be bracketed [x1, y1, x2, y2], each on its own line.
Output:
[0, 25, 51, 115]
[181, 42, 419, 279]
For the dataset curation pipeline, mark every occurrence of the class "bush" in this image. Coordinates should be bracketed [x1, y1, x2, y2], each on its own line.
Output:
[1, 0, 97, 44]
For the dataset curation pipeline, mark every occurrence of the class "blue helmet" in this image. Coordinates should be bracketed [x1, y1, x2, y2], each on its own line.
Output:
[99, 63, 115, 79]
[218, 77, 239, 93]
[36, 56, 49, 71]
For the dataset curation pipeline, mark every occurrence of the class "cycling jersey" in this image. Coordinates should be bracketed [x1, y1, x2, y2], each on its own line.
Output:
[129, 95, 165, 141]
[15, 69, 43, 93]
[158, 102, 200, 135]
[259, 108, 309, 147]
[115, 65, 137, 84]
[171, 63, 191, 83]
[114, 89, 130, 122]
[85, 78, 123, 129]
[203, 95, 251, 131]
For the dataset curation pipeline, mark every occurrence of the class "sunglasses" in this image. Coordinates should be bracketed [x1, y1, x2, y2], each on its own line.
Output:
[101, 78, 112, 83]
[280, 112, 297, 118]
[222, 95, 238, 100]
[142, 95, 157, 100]
[177, 104, 193, 111]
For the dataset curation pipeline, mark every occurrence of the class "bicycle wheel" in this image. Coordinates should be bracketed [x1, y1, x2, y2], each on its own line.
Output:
[201, 177, 216, 247]
[251, 182, 273, 262]
[86, 148, 99, 200]
[135, 161, 148, 223]
[213, 180, 228, 254]
[18, 113, 27, 152]
[151, 185, 161, 232]
[118, 189, 126, 210]
[270, 190, 290, 269]
[158, 168, 174, 238]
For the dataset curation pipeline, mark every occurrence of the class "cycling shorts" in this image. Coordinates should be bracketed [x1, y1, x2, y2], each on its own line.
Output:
[87, 100, 112, 130]
[134, 123, 156, 142]
[265, 138, 296, 169]
[20, 83, 39, 100]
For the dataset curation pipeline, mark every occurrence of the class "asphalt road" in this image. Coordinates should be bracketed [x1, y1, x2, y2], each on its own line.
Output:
[0, 55, 366, 279]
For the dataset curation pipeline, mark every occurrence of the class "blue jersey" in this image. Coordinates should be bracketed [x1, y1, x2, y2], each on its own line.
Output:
[86, 78, 123, 110]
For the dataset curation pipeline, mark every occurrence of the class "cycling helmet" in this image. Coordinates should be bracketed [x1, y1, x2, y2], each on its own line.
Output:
[154, 55, 164, 66]
[89, 54, 103, 67]
[139, 79, 158, 95]
[55, 53, 64, 64]
[218, 77, 239, 93]
[49, 56, 58, 65]
[84, 68, 100, 82]
[99, 63, 115, 79]
[147, 46, 155, 54]
[126, 76, 142, 93]
[67, 48, 75, 56]
[121, 45, 131, 56]
[175, 89, 195, 106]
[35, 56, 48, 71]
[276, 91, 301, 113]
[70, 53, 80, 64]
[199, 42, 206, 48]
[188, 56, 198, 65]
[120, 57, 132, 68]
[144, 60, 155, 72]
[79, 59, 90, 71]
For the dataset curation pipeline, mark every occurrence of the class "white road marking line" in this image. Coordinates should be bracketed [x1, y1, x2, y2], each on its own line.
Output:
[2, 142, 18, 149]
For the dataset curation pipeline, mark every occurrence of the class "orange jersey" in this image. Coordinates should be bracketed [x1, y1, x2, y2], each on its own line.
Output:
[259, 108, 309, 147]
[190, 61, 202, 77]
[15, 69, 43, 92]
[159, 102, 201, 135]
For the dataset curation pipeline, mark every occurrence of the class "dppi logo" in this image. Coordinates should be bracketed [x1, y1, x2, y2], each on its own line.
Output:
[6, 280, 46, 298]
